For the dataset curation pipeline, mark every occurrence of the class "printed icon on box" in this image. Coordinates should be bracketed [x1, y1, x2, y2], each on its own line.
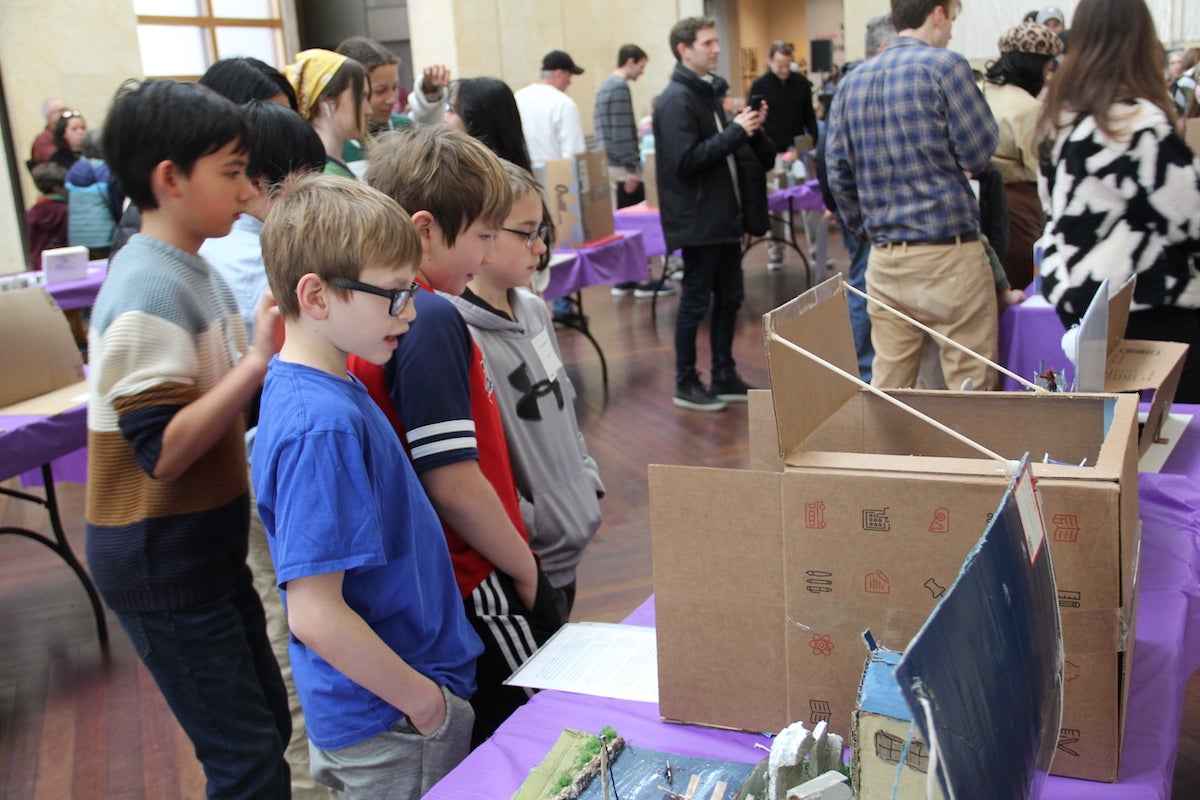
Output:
[864, 570, 891, 594]
[1064, 658, 1081, 683]
[1058, 589, 1081, 608]
[861, 507, 891, 532]
[1057, 728, 1081, 757]
[805, 501, 827, 530]
[1052, 513, 1081, 542]
[924, 578, 946, 598]
[928, 506, 950, 533]
[806, 570, 833, 594]
[809, 700, 832, 724]
[808, 634, 835, 656]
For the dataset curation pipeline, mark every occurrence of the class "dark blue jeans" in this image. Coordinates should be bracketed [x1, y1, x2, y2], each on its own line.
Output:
[116, 570, 291, 799]
[842, 226, 874, 383]
[675, 243, 744, 384]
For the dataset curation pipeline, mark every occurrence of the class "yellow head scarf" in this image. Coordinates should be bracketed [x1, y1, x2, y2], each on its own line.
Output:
[286, 49, 349, 120]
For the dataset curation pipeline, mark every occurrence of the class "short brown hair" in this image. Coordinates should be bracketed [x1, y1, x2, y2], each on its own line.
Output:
[669, 16, 716, 62]
[891, 0, 959, 31]
[768, 41, 793, 61]
[365, 124, 511, 246]
[261, 173, 421, 319]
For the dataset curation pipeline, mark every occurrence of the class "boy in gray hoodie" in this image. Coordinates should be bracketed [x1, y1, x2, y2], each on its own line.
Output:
[448, 161, 604, 615]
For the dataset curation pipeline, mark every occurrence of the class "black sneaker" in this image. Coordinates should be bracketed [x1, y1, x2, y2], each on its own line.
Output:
[634, 279, 679, 298]
[673, 374, 727, 411]
[710, 373, 755, 402]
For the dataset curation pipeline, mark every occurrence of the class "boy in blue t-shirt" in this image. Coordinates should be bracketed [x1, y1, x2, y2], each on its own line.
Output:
[254, 174, 483, 798]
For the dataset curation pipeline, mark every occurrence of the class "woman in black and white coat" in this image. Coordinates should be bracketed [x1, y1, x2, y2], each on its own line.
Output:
[1037, 0, 1200, 401]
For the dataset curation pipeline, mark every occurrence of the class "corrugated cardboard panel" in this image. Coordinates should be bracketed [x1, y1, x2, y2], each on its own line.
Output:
[649, 465, 788, 732]
[0, 287, 84, 407]
[747, 389, 784, 471]
[764, 276, 859, 456]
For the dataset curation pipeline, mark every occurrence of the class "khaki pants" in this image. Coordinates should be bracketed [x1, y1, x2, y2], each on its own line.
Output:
[866, 239, 997, 391]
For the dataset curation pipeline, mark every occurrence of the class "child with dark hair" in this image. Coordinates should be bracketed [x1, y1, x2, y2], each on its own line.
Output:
[26, 162, 68, 269]
[87, 79, 289, 797]
[65, 130, 120, 257]
[201, 56, 299, 111]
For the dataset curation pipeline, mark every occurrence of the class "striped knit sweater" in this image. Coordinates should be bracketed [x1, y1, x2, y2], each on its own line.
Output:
[86, 234, 251, 612]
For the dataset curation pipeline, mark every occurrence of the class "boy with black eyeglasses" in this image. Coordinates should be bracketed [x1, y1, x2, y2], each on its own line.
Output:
[449, 160, 604, 620]
[347, 125, 566, 747]
[253, 173, 483, 797]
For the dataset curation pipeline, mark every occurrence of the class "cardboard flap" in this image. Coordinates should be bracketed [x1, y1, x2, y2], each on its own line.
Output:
[1105, 277, 1135, 357]
[649, 465, 789, 732]
[0, 287, 85, 407]
[763, 275, 860, 456]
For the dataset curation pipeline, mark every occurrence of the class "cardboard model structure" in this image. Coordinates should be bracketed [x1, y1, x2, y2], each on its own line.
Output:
[854, 461, 1062, 800]
[0, 287, 87, 416]
[1068, 275, 1187, 456]
[534, 150, 616, 248]
[649, 276, 1139, 782]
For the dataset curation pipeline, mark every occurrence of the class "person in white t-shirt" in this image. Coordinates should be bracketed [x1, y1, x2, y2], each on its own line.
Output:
[514, 50, 587, 162]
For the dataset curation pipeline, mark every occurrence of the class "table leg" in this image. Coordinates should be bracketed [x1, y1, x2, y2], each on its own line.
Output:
[554, 291, 609, 390]
[0, 463, 109, 645]
[741, 197, 813, 284]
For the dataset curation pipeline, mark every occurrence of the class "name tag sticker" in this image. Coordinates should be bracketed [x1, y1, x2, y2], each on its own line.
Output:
[532, 329, 563, 380]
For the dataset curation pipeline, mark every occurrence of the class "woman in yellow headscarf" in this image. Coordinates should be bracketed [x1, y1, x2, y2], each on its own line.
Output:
[285, 49, 368, 179]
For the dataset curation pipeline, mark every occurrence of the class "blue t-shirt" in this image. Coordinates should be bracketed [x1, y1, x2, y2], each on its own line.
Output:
[252, 357, 483, 750]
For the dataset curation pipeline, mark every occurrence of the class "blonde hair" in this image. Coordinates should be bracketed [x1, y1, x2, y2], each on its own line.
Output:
[365, 124, 511, 245]
[262, 173, 421, 319]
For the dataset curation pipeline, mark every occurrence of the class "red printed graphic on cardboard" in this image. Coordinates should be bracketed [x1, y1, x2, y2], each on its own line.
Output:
[805, 501, 827, 529]
[1052, 514, 1081, 543]
[1064, 658, 1082, 683]
[808, 634, 835, 656]
[928, 506, 950, 533]
[864, 570, 891, 594]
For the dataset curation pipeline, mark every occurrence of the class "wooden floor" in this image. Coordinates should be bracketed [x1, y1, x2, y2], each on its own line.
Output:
[2, 238, 1198, 797]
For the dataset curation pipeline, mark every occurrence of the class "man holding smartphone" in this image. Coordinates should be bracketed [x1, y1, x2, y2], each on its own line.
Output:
[654, 16, 775, 411]
[749, 41, 820, 269]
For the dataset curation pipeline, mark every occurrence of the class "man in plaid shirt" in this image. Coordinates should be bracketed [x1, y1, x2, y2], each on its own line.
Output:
[826, 0, 999, 391]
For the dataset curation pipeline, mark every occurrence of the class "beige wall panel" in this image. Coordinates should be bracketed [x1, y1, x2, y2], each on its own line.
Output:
[843, 0, 890, 62]
[2, 0, 141, 273]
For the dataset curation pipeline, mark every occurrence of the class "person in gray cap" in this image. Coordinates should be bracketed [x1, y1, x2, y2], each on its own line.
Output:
[515, 50, 587, 161]
[1037, 5, 1066, 34]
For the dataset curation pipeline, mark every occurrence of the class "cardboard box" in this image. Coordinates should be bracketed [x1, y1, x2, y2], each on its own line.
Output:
[643, 151, 659, 209]
[41, 245, 90, 283]
[1080, 277, 1188, 456]
[1185, 119, 1200, 157]
[0, 287, 87, 415]
[534, 150, 616, 248]
[649, 277, 1140, 782]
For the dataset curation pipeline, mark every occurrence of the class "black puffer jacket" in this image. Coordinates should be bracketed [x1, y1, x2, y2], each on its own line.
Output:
[653, 63, 775, 252]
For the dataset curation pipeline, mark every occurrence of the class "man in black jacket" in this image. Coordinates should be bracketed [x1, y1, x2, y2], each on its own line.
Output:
[654, 16, 775, 411]
[749, 41, 819, 269]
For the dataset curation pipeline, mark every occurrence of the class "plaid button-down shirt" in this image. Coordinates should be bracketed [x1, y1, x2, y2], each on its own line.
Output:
[826, 36, 998, 244]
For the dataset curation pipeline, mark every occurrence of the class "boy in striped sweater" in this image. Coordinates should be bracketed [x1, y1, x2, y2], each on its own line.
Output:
[86, 79, 289, 798]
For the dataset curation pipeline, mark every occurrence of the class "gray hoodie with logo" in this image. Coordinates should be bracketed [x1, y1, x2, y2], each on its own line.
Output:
[447, 287, 604, 589]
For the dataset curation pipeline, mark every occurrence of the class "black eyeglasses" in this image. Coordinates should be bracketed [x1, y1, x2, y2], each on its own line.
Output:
[500, 225, 551, 250]
[331, 277, 419, 316]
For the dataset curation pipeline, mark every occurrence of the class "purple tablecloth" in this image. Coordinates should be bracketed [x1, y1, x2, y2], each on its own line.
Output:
[39, 259, 107, 311]
[427, 467, 1200, 799]
[999, 294, 1073, 391]
[613, 204, 670, 259]
[766, 179, 827, 214]
[545, 232, 649, 301]
[0, 404, 87, 487]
